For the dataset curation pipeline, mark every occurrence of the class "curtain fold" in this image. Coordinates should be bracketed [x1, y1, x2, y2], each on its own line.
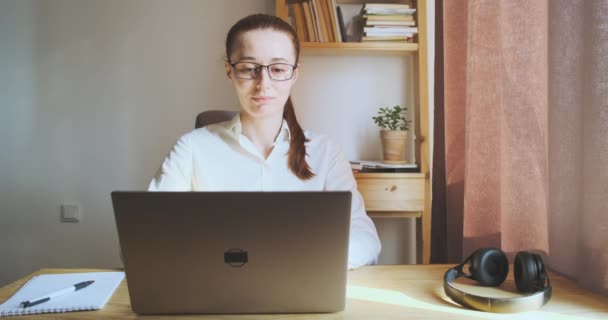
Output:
[578, 0, 608, 293]
[436, 0, 608, 295]
[441, 0, 468, 263]
[430, 0, 447, 263]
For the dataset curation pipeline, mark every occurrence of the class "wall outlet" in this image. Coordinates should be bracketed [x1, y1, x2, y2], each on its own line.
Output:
[61, 203, 81, 222]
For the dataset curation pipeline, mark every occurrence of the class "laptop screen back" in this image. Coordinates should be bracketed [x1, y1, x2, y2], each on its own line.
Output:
[111, 191, 351, 314]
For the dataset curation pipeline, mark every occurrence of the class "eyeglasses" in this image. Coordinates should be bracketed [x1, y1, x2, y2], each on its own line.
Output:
[228, 61, 297, 81]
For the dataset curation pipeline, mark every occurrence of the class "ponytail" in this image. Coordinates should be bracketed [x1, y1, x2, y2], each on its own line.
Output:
[283, 96, 314, 180]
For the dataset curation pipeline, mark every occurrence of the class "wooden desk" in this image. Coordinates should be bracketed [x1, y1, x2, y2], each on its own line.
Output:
[355, 172, 429, 264]
[1, 265, 606, 319]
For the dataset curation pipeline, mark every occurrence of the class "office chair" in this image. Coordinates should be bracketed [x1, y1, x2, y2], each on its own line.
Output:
[195, 110, 238, 129]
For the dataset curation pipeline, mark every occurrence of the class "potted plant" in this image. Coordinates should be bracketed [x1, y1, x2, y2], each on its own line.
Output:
[372, 105, 411, 163]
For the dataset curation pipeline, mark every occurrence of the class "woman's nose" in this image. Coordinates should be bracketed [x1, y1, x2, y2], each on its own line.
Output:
[255, 67, 272, 86]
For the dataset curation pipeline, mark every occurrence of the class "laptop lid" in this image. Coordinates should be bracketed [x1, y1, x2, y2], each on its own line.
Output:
[111, 191, 351, 315]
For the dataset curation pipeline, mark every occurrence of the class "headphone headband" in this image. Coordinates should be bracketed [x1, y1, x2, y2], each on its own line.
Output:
[444, 267, 552, 313]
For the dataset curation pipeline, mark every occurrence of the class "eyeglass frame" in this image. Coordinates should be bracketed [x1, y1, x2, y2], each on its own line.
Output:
[227, 60, 299, 81]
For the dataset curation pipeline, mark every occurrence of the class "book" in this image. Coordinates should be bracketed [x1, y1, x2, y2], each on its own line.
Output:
[287, 4, 295, 30]
[350, 160, 418, 169]
[350, 161, 364, 171]
[302, 1, 317, 42]
[350, 160, 419, 173]
[364, 31, 415, 37]
[292, 2, 309, 41]
[364, 3, 411, 10]
[336, 5, 348, 42]
[0, 271, 125, 317]
[362, 35, 413, 41]
[326, 0, 341, 42]
[365, 20, 417, 27]
[363, 14, 415, 21]
[359, 166, 419, 173]
[314, 0, 330, 42]
[319, 0, 335, 42]
[364, 26, 417, 34]
[310, 0, 324, 42]
[364, 7, 416, 15]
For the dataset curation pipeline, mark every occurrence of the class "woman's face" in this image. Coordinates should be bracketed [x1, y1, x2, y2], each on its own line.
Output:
[225, 29, 298, 120]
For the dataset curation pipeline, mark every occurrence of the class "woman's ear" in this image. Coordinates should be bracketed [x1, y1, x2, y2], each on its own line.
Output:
[224, 60, 233, 79]
[292, 63, 301, 82]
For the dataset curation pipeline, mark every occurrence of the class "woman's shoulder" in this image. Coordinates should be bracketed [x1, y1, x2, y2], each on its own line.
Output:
[304, 131, 348, 165]
[304, 129, 325, 142]
[187, 120, 234, 140]
[167, 124, 228, 149]
[304, 130, 339, 151]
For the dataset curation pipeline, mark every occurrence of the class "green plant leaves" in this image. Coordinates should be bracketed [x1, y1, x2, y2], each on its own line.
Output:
[372, 105, 411, 131]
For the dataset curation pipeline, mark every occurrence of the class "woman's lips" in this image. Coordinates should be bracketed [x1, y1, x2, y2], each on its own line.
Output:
[251, 96, 274, 102]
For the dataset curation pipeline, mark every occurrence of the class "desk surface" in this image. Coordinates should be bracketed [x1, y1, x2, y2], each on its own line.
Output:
[1, 265, 606, 319]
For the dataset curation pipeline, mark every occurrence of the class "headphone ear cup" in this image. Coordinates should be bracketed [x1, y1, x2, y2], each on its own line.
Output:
[514, 251, 546, 293]
[469, 248, 509, 286]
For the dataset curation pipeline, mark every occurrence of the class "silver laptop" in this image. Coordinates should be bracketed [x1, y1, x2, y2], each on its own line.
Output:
[111, 191, 351, 315]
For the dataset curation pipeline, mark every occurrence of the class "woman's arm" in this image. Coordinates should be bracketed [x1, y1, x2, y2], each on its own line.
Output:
[324, 141, 382, 269]
[148, 133, 194, 191]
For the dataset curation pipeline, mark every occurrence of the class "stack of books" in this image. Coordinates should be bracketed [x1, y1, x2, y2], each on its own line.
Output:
[361, 3, 417, 42]
[350, 160, 419, 173]
[287, 0, 342, 43]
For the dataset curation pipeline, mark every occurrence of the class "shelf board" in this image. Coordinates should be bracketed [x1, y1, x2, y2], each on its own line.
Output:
[300, 41, 418, 56]
[368, 211, 422, 218]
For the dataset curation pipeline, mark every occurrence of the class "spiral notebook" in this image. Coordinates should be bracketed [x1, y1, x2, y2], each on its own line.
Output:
[0, 271, 124, 317]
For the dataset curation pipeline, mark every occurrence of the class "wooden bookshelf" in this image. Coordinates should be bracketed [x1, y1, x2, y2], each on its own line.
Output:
[301, 41, 418, 56]
[276, 0, 431, 264]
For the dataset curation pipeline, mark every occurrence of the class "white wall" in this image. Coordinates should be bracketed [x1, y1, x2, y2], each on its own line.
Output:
[294, 55, 416, 162]
[0, 0, 432, 286]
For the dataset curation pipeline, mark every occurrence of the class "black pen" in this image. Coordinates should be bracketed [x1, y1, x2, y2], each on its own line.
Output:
[19, 280, 94, 308]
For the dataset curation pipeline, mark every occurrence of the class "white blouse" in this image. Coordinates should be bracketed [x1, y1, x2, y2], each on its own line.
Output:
[149, 114, 381, 269]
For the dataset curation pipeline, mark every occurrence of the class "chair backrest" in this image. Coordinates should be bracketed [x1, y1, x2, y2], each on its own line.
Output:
[195, 110, 238, 129]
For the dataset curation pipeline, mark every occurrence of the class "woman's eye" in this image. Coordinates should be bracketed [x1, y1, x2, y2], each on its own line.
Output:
[271, 67, 286, 73]
[236, 63, 258, 71]
[237, 66, 256, 73]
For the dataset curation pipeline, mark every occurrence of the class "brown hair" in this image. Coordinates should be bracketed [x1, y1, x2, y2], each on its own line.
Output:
[225, 14, 314, 180]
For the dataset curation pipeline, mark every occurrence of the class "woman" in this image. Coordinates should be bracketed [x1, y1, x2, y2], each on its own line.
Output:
[149, 14, 380, 269]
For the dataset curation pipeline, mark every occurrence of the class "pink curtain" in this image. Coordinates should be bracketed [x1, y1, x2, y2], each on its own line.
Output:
[438, 0, 608, 295]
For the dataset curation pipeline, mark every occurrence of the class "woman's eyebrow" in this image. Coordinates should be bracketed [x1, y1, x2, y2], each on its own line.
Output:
[235, 56, 256, 61]
[271, 57, 289, 62]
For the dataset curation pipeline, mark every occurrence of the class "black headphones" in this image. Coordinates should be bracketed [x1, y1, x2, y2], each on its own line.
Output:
[443, 248, 552, 313]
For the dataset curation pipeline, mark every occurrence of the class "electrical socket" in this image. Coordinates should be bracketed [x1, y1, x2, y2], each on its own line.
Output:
[61, 203, 81, 223]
